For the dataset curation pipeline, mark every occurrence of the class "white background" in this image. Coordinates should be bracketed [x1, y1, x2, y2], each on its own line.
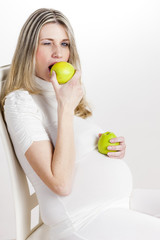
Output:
[0, 0, 160, 239]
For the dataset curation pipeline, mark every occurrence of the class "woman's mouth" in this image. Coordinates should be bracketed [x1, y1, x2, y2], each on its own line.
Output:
[48, 62, 59, 73]
[48, 64, 54, 71]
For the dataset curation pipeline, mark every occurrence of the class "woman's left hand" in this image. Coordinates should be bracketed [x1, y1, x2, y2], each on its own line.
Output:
[107, 136, 126, 159]
[98, 134, 126, 159]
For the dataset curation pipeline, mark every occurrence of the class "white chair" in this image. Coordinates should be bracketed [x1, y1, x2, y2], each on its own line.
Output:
[0, 65, 50, 240]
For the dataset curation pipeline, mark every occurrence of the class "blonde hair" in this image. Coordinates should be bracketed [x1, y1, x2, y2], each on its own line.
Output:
[1, 8, 92, 118]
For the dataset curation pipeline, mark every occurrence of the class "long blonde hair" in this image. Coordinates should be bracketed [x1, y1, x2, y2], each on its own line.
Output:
[1, 8, 92, 118]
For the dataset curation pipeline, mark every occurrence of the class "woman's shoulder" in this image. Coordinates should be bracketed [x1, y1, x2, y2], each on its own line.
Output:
[4, 89, 39, 114]
[5, 89, 31, 101]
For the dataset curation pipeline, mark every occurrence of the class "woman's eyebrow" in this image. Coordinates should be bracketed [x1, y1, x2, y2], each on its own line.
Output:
[40, 38, 70, 41]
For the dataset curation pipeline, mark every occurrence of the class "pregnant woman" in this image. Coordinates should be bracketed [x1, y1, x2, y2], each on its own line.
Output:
[1, 8, 160, 240]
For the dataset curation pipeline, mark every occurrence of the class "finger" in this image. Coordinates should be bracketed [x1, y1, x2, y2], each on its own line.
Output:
[98, 133, 102, 137]
[107, 145, 124, 151]
[68, 70, 81, 84]
[50, 70, 60, 91]
[110, 136, 125, 144]
[107, 150, 125, 159]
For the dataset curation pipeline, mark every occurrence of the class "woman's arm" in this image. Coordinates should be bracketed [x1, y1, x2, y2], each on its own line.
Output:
[25, 70, 83, 196]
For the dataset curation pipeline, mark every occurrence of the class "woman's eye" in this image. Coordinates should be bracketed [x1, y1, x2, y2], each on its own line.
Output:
[61, 42, 69, 47]
[43, 42, 51, 45]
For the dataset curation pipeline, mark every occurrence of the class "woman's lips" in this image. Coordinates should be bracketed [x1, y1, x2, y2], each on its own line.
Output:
[48, 62, 59, 70]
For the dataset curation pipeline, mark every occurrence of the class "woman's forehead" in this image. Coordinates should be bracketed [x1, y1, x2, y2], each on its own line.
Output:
[39, 23, 68, 39]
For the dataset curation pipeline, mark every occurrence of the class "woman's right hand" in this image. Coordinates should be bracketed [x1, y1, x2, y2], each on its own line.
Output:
[49, 70, 84, 113]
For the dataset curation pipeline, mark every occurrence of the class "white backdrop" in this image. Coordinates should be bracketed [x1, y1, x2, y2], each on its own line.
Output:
[0, 0, 160, 238]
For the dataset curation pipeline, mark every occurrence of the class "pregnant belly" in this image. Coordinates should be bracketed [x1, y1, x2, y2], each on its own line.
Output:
[35, 149, 132, 230]
[61, 149, 133, 214]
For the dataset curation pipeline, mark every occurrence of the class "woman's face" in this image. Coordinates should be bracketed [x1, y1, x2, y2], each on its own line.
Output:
[35, 23, 70, 81]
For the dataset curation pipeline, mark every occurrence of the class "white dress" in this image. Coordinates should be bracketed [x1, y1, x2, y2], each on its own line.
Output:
[4, 77, 160, 240]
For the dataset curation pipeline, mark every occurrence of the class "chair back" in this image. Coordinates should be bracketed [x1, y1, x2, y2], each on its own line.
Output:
[0, 65, 43, 240]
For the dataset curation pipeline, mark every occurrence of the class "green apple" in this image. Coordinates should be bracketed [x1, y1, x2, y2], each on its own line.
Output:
[98, 132, 119, 155]
[50, 62, 75, 84]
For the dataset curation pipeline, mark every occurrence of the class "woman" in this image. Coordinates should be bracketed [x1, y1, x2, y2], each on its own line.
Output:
[1, 8, 160, 240]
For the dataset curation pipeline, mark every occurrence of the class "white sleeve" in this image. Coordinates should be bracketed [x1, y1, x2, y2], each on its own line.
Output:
[4, 90, 50, 155]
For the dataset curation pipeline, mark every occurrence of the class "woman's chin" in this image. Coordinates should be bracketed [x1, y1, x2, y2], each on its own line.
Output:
[36, 73, 50, 82]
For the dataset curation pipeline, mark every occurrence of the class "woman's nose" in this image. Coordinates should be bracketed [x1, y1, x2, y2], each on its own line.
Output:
[51, 45, 62, 58]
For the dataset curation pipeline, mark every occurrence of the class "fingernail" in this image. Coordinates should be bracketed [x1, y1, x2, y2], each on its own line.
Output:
[107, 146, 112, 150]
